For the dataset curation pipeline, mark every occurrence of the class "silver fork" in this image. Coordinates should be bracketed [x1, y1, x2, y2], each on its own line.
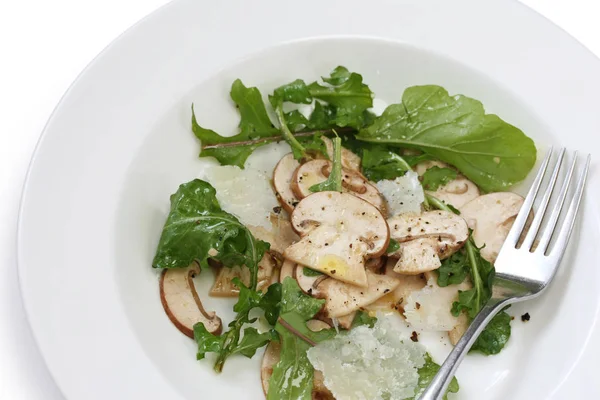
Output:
[420, 148, 591, 400]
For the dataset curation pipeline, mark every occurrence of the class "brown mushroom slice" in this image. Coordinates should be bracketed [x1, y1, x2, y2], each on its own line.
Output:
[291, 159, 385, 212]
[332, 313, 356, 330]
[321, 136, 361, 171]
[248, 214, 300, 257]
[209, 253, 276, 297]
[261, 324, 334, 400]
[160, 263, 222, 338]
[295, 265, 400, 318]
[459, 192, 525, 263]
[284, 192, 390, 287]
[279, 259, 296, 282]
[448, 313, 469, 345]
[273, 153, 301, 213]
[365, 257, 386, 274]
[415, 160, 480, 209]
[388, 211, 469, 275]
[365, 258, 427, 314]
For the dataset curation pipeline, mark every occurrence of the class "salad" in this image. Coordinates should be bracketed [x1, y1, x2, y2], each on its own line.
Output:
[152, 66, 537, 399]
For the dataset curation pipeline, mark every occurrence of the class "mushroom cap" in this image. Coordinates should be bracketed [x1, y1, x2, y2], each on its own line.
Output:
[284, 191, 390, 287]
[279, 259, 296, 282]
[248, 214, 299, 257]
[291, 159, 385, 212]
[209, 252, 276, 297]
[295, 265, 401, 318]
[388, 211, 469, 274]
[321, 136, 361, 171]
[365, 258, 427, 314]
[415, 160, 480, 209]
[273, 153, 301, 213]
[160, 263, 222, 338]
[459, 192, 525, 263]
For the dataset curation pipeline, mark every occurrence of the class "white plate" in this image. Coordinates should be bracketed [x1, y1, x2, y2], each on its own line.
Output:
[17, 0, 600, 399]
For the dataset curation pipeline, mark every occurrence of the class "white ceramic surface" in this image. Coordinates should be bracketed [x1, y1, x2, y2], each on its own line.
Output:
[17, 0, 600, 399]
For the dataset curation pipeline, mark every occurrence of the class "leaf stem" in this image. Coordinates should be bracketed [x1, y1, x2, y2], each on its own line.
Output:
[330, 135, 343, 192]
[277, 317, 317, 347]
[274, 102, 307, 158]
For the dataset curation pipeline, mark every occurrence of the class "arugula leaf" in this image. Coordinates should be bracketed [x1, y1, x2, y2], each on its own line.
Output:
[357, 85, 537, 192]
[308, 66, 374, 129]
[421, 166, 458, 191]
[268, 278, 330, 400]
[451, 239, 495, 319]
[362, 145, 411, 182]
[386, 238, 401, 254]
[194, 279, 280, 371]
[303, 267, 324, 277]
[298, 133, 328, 158]
[351, 311, 377, 328]
[152, 179, 269, 276]
[192, 80, 279, 168]
[437, 249, 470, 287]
[470, 311, 512, 355]
[411, 354, 459, 400]
[309, 135, 343, 193]
[271, 96, 309, 160]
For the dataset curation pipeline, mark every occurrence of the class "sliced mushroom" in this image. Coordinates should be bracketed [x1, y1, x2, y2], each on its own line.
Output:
[403, 271, 471, 331]
[388, 211, 469, 274]
[209, 253, 276, 297]
[415, 160, 480, 208]
[291, 159, 385, 212]
[365, 257, 386, 274]
[320, 136, 361, 171]
[273, 153, 301, 213]
[365, 258, 427, 314]
[295, 265, 400, 318]
[279, 259, 296, 282]
[448, 312, 469, 346]
[160, 263, 222, 338]
[459, 192, 525, 263]
[261, 324, 334, 400]
[248, 214, 300, 257]
[332, 313, 356, 330]
[284, 192, 390, 287]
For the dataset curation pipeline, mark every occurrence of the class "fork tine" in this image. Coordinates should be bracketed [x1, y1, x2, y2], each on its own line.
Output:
[537, 153, 577, 253]
[548, 154, 590, 259]
[521, 148, 565, 251]
[503, 148, 553, 247]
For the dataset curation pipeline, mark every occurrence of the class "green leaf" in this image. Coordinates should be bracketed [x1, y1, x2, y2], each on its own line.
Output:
[309, 136, 343, 193]
[307, 102, 337, 130]
[302, 267, 324, 277]
[297, 133, 328, 158]
[260, 283, 283, 326]
[357, 85, 537, 192]
[235, 327, 274, 358]
[152, 179, 269, 273]
[421, 166, 458, 191]
[362, 145, 411, 182]
[437, 249, 470, 287]
[308, 66, 374, 129]
[351, 311, 377, 328]
[471, 311, 512, 355]
[386, 238, 401, 254]
[192, 80, 279, 168]
[193, 323, 224, 360]
[271, 79, 312, 105]
[411, 354, 459, 400]
[268, 278, 329, 400]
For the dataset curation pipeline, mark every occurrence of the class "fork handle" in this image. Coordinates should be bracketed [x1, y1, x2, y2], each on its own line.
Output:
[419, 300, 509, 400]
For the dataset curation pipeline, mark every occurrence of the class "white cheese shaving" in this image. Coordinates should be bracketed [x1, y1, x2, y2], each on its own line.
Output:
[307, 315, 426, 400]
[200, 142, 290, 229]
[376, 171, 424, 216]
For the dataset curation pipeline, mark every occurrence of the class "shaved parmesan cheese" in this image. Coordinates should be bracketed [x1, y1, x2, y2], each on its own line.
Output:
[376, 171, 424, 216]
[404, 274, 471, 331]
[201, 142, 290, 229]
[307, 315, 426, 400]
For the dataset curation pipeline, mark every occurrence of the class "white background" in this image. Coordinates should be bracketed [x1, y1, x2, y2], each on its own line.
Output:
[0, 1, 598, 399]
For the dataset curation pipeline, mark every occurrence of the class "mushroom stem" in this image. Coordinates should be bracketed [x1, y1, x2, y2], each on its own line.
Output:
[277, 317, 317, 347]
